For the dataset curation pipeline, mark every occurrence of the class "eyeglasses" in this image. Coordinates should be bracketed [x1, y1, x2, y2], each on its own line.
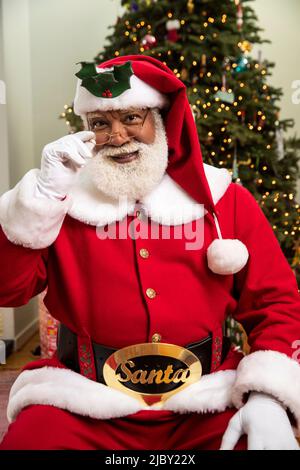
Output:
[87, 109, 150, 146]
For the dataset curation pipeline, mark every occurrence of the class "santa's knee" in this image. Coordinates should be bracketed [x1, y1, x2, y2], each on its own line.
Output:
[0, 404, 76, 450]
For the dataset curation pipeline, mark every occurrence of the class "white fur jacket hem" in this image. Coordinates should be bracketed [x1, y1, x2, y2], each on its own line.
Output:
[7, 367, 237, 423]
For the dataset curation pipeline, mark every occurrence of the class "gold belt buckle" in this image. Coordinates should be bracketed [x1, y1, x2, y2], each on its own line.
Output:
[103, 342, 202, 407]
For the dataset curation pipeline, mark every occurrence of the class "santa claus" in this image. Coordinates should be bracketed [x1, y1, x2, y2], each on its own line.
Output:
[0, 55, 299, 450]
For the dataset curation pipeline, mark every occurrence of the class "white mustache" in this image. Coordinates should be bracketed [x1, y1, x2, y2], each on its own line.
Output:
[97, 141, 142, 158]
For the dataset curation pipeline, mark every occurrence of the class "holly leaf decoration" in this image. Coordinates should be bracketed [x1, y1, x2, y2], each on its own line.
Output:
[113, 61, 133, 84]
[75, 62, 98, 79]
[75, 61, 133, 98]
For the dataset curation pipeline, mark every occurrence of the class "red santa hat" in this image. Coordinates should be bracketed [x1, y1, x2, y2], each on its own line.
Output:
[74, 63, 169, 113]
[73, 55, 248, 275]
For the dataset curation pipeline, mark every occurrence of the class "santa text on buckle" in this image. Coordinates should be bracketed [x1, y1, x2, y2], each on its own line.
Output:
[103, 342, 202, 406]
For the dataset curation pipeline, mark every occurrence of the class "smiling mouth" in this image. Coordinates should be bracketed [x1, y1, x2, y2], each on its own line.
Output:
[110, 151, 139, 164]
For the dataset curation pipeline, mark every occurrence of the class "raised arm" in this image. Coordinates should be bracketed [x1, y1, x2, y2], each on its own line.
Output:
[0, 131, 95, 307]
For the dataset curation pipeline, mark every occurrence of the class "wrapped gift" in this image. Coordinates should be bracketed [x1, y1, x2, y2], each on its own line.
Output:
[38, 290, 59, 358]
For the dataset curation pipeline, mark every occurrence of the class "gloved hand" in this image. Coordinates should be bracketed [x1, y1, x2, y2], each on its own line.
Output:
[220, 392, 299, 450]
[36, 131, 96, 200]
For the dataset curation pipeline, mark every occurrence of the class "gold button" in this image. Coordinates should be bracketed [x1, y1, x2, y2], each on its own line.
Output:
[152, 333, 162, 343]
[139, 248, 149, 259]
[146, 288, 157, 299]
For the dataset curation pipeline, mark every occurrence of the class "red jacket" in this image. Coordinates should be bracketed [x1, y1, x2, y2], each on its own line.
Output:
[0, 165, 300, 427]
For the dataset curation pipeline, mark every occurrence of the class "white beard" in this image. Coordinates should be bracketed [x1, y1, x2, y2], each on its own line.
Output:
[85, 109, 168, 201]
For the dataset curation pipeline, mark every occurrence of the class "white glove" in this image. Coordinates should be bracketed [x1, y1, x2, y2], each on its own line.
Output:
[36, 131, 96, 200]
[220, 392, 299, 450]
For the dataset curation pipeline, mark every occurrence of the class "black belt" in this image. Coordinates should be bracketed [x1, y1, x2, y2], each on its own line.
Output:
[56, 324, 231, 384]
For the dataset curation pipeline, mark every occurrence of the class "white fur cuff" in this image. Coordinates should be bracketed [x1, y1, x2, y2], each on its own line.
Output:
[0, 169, 71, 249]
[232, 350, 300, 434]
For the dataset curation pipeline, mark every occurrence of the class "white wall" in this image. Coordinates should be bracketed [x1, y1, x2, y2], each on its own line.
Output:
[0, 0, 9, 192]
[2, 0, 122, 186]
[253, 0, 300, 195]
[29, 0, 123, 170]
[254, 0, 300, 137]
[2, 0, 35, 186]
[0, 0, 14, 341]
[1, 0, 38, 346]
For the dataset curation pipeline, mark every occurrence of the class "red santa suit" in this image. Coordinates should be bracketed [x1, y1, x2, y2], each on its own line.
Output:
[0, 55, 299, 450]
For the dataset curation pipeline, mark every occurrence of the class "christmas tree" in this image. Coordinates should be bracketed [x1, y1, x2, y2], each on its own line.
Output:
[60, 0, 300, 349]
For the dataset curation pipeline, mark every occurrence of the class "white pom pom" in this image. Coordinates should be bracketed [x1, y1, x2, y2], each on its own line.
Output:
[207, 239, 249, 275]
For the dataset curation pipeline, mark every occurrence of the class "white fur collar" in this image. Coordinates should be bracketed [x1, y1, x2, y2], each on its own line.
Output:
[68, 163, 232, 227]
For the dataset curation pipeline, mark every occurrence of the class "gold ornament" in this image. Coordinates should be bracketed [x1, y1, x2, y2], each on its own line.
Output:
[187, 0, 195, 14]
[238, 157, 252, 166]
[238, 40, 252, 53]
[181, 67, 188, 80]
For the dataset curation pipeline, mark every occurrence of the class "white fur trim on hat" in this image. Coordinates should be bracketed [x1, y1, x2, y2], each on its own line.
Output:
[231, 350, 300, 435]
[73, 65, 169, 116]
[7, 366, 237, 423]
